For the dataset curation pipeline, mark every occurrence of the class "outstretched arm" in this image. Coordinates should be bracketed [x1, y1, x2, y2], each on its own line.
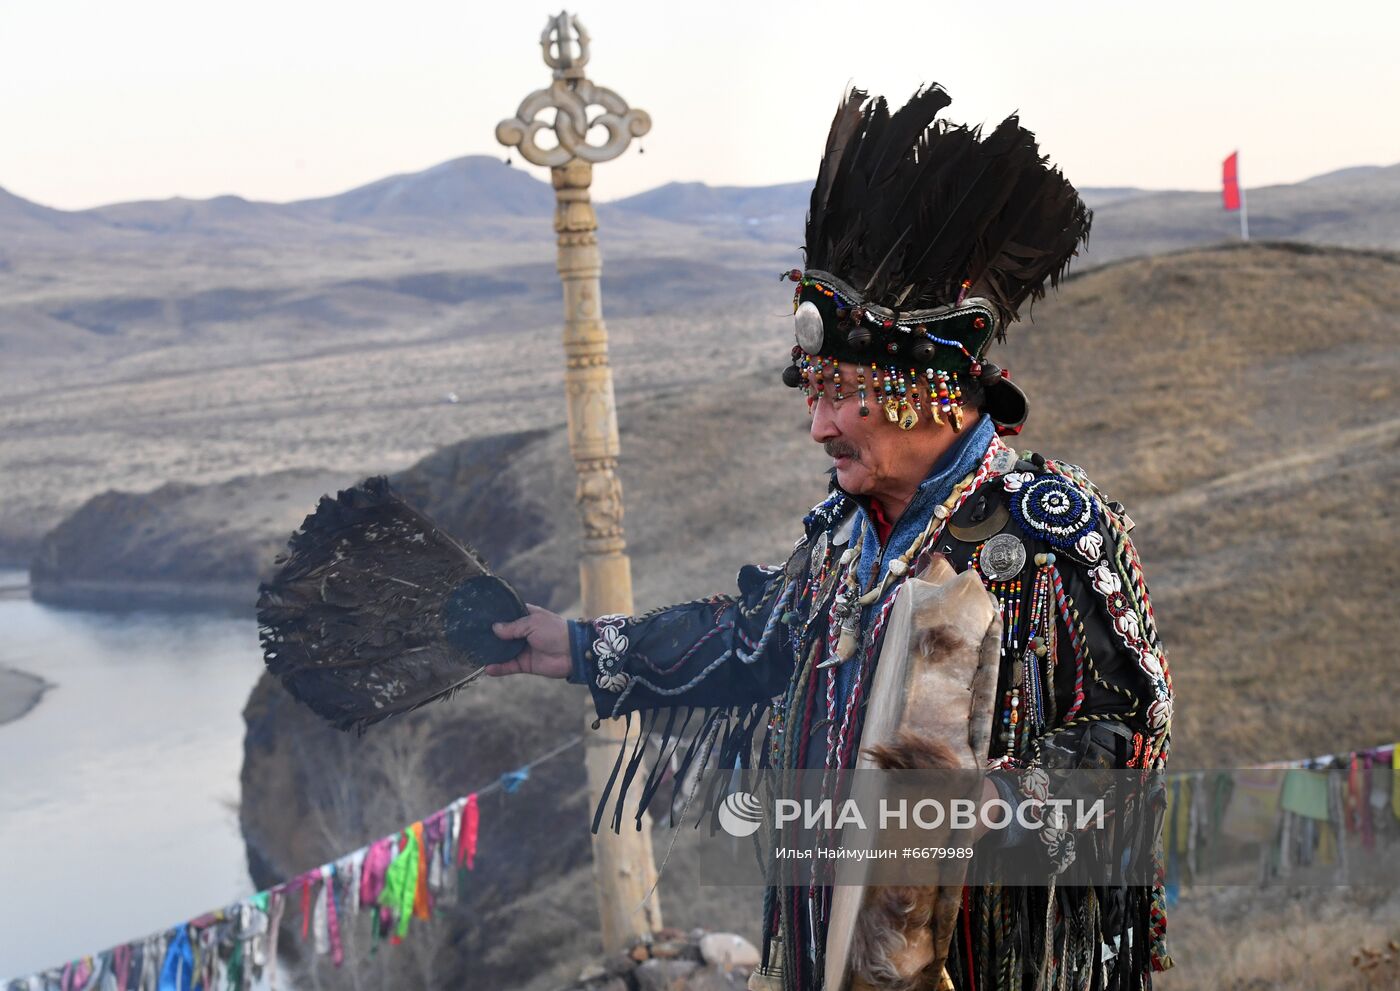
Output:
[488, 563, 799, 719]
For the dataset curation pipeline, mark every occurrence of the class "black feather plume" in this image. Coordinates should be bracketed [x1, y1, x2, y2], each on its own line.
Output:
[803, 86, 1091, 333]
[256, 476, 526, 732]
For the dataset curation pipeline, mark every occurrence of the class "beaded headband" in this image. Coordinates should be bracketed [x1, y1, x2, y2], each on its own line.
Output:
[780, 268, 1028, 435]
[787, 269, 997, 372]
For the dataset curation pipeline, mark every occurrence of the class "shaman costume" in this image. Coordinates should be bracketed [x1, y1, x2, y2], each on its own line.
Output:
[567, 86, 1174, 990]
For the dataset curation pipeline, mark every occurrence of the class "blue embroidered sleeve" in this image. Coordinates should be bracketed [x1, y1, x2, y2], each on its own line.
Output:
[568, 563, 798, 720]
[565, 621, 594, 686]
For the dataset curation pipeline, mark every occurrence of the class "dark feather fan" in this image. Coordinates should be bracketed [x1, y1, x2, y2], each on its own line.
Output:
[804, 85, 1092, 334]
[256, 476, 527, 732]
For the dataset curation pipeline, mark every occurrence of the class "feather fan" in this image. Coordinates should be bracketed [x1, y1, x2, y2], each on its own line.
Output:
[256, 476, 526, 732]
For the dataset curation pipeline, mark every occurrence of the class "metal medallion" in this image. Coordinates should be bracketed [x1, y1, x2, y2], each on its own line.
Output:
[784, 539, 810, 581]
[948, 502, 1010, 543]
[979, 532, 1027, 582]
[794, 301, 825, 354]
[832, 511, 857, 548]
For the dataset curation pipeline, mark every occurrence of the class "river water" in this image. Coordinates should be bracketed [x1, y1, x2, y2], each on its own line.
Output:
[0, 571, 263, 981]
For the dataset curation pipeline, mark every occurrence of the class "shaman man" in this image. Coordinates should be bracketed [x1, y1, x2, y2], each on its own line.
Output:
[490, 85, 1175, 991]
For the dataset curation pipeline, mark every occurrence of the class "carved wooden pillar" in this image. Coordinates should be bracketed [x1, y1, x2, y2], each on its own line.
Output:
[498, 12, 661, 954]
[555, 156, 664, 950]
[554, 159, 632, 606]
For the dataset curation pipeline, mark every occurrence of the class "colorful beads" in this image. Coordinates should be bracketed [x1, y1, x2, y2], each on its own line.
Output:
[795, 356, 970, 434]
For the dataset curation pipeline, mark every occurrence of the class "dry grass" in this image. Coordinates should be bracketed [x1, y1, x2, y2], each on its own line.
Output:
[993, 242, 1400, 767]
[12, 240, 1399, 988]
[1165, 887, 1400, 991]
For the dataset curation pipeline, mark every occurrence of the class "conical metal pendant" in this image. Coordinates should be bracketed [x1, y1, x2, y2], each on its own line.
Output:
[819, 621, 860, 668]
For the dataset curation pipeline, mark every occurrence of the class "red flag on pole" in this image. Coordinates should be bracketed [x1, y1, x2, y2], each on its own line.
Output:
[1222, 152, 1241, 211]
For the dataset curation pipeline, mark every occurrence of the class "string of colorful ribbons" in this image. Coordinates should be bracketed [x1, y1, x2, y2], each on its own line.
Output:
[8, 736, 1397, 988]
[1161, 740, 1400, 903]
[4, 735, 583, 991]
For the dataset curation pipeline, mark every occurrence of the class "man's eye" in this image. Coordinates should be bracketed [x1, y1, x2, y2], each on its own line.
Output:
[805, 390, 845, 408]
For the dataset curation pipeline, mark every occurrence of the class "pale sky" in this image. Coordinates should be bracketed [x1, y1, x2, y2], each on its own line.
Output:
[2, 0, 1397, 211]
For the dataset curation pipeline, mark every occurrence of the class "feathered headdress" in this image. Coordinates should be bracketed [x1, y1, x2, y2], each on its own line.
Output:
[782, 85, 1092, 434]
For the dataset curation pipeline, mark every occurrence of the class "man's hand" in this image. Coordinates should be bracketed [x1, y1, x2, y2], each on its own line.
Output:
[487, 604, 572, 679]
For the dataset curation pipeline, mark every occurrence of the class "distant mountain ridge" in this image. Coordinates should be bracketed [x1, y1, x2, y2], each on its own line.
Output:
[1, 156, 557, 239]
[607, 179, 811, 228]
[1302, 164, 1388, 185]
[3, 157, 1397, 247]
[1, 155, 1395, 393]
[0, 185, 102, 235]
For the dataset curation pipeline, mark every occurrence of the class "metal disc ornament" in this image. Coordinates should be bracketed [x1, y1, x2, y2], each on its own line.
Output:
[978, 533, 1027, 582]
[794, 301, 825, 354]
[948, 501, 1010, 543]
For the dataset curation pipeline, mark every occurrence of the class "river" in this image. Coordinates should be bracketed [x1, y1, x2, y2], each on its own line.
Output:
[0, 570, 263, 981]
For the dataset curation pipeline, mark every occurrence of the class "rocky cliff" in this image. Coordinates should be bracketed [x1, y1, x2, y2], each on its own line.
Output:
[238, 374, 818, 989]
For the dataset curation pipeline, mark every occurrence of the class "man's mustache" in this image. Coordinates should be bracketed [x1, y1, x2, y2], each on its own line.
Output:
[824, 441, 858, 461]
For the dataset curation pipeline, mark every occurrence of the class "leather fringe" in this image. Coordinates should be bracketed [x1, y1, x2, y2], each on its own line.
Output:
[589, 700, 774, 835]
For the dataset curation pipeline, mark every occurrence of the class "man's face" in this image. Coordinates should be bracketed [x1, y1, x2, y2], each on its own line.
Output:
[806, 360, 931, 497]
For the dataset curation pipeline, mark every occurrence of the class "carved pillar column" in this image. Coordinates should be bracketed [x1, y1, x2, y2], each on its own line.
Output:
[555, 156, 664, 950]
[554, 159, 632, 607]
[497, 12, 661, 954]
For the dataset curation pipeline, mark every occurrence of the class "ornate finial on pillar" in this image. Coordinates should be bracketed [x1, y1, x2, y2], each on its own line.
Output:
[497, 11, 651, 168]
[540, 10, 589, 79]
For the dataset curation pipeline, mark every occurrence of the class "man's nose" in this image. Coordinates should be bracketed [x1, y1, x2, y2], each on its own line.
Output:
[810, 396, 840, 443]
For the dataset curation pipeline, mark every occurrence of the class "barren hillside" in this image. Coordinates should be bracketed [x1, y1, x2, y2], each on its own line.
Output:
[239, 242, 1400, 990]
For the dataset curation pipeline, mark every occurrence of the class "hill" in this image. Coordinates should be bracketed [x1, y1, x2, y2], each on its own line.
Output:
[0, 185, 106, 251]
[26, 238, 1385, 741]
[288, 156, 557, 229]
[0, 157, 1393, 421]
[605, 181, 1161, 235]
[604, 165, 1400, 265]
[1082, 163, 1400, 264]
[17, 241, 1399, 987]
[2, 150, 1397, 566]
[88, 194, 322, 239]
